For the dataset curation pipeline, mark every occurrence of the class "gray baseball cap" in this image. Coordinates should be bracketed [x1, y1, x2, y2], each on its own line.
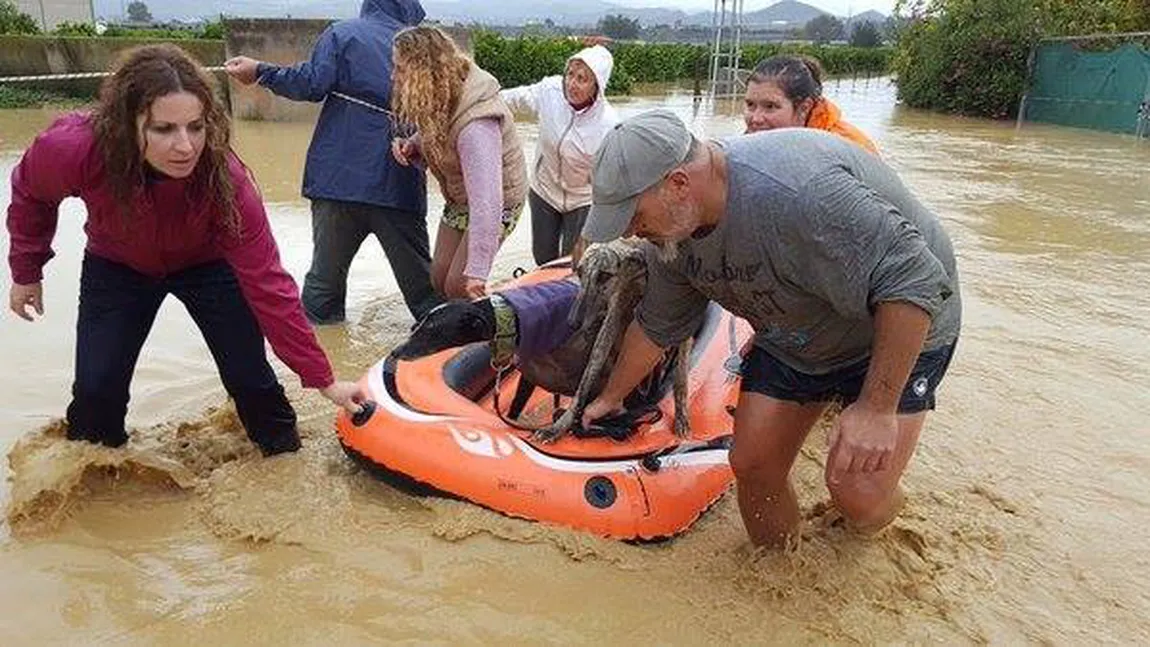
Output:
[583, 109, 693, 243]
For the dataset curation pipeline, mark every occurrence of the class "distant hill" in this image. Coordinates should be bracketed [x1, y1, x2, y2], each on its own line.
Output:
[744, 0, 829, 27]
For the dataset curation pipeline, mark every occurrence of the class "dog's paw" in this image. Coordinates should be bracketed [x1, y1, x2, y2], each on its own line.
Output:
[532, 410, 576, 444]
[531, 424, 566, 444]
[673, 412, 691, 439]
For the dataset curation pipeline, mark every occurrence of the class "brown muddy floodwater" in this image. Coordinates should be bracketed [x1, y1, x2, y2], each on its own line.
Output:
[1, 79, 1149, 645]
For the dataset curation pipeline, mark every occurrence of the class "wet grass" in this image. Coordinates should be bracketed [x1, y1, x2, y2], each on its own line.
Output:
[0, 85, 93, 109]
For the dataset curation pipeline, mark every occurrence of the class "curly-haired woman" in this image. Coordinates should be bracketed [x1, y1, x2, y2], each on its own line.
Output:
[6, 44, 363, 455]
[389, 26, 527, 299]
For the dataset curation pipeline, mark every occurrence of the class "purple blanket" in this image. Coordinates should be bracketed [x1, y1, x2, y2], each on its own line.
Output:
[499, 278, 580, 359]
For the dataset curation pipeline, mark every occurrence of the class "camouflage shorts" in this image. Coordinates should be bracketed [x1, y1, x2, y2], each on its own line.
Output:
[441, 202, 522, 241]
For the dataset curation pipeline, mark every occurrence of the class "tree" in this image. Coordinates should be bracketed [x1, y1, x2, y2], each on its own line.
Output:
[882, 15, 903, 41]
[1034, 0, 1150, 33]
[891, 0, 1150, 119]
[126, 1, 152, 23]
[849, 20, 883, 47]
[199, 19, 225, 40]
[805, 14, 843, 44]
[0, 0, 39, 34]
[597, 14, 640, 40]
[892, 0, 1038, 118]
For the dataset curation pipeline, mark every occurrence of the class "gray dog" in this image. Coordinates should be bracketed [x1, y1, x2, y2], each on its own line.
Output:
[391, 239, 692, 442]
[532, 239, 692, 442]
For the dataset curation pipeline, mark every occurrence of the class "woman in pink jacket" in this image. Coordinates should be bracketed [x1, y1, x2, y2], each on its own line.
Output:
[6, 44, 363, 455]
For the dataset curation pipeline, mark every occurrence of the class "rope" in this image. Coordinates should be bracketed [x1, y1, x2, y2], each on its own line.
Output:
[327, 91, 414, 136]
[0, 66, 225, 83]
[329, 91, 398, 118]
[0, 69, 395, 116]
[0, 67, 412, 132]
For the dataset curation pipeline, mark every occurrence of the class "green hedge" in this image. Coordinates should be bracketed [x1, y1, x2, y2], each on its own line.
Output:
[609, 41, 707, 84]
[473, 31, 894, 95]
[472, 31, 590, 88]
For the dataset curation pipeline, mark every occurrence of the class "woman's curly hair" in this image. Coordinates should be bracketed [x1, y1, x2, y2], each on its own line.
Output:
[391, 26, 472, 172]
[92, 43, 239, 235]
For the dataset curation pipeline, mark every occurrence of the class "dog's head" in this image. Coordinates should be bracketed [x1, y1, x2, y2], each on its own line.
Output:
[568, 239, 648, 328]
[392, 299, 495, 360]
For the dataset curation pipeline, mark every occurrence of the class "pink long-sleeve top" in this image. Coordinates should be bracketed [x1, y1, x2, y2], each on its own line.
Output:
[6, 112, 334, 388]
[457, 117, 504, 280]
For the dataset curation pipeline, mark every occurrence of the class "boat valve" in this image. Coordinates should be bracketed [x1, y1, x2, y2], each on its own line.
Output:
[351, 401, 377, 426]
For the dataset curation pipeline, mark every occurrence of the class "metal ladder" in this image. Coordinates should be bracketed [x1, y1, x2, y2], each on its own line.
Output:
[709, 0, 745, 98]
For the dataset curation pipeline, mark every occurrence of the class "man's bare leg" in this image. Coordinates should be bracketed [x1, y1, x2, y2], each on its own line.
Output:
[729, 391, 828, 548]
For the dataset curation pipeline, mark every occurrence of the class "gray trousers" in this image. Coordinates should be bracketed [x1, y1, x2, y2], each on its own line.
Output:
[529, 190, 590, 266]
[302, 199, 442, 324]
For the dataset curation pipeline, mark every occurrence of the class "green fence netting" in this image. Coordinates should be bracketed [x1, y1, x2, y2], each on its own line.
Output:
[1023, 40, 1150, 136]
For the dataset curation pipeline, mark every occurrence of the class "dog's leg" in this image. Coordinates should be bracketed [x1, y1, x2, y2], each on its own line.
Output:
[672, 339, 693, 439]
[507, 376, 536, 420]
[532, 288, 626, 443]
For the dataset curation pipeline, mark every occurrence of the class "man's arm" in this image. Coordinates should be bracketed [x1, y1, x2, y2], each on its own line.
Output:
[580, 320, 665, 427]
[786, 168, 953, 476]
[225, 28, 340, 102]
[827, 301, 930, 477]
[580, 242, 707, 426]
[859, 301, 931, 412]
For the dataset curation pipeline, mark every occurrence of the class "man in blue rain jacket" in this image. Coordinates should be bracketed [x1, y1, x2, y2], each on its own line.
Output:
[225, 0, 440, 324]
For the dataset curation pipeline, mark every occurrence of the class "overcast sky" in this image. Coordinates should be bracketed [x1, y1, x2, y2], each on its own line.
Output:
[610, 0, 896, 16]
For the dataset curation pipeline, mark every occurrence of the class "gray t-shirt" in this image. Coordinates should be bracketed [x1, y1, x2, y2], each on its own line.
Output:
[636, 128, 962, 375]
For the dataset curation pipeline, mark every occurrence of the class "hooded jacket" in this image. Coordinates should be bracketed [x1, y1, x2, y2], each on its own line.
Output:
[500, 45, 619, 213]
[256, 0, 427, 212]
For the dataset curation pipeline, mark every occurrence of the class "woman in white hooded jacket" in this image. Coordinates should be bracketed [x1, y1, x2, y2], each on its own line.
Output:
[500, 45, 619, 266]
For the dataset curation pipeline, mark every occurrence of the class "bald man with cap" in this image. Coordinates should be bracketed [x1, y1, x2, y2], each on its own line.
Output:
[579, 109, 962, 548]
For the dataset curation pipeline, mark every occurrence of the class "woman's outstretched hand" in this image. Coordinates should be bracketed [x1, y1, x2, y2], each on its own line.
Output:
[320, 380, 365, 414]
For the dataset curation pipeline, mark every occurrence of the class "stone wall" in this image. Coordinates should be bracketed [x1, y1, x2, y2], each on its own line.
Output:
[13, 0, 93, 32]
[223, 18, 472, 121]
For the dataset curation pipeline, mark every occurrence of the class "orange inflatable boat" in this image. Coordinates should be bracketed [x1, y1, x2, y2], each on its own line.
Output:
[335, 262, 754, 542]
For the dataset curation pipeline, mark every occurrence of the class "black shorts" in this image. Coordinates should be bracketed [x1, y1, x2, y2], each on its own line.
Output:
[740, 341, 957, 414]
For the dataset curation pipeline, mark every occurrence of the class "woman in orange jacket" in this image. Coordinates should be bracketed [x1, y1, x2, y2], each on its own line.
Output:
[743, 54, 878, 154]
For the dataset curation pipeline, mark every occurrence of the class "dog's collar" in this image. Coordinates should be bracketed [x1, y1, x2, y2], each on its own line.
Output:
[488, 293, 517, 369]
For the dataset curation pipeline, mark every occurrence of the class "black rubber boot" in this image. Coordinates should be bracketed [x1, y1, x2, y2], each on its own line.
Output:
[231, 384, 301, 456]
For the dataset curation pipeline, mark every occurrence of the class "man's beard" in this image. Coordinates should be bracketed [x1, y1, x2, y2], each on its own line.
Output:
[652, 200, 701, 262]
